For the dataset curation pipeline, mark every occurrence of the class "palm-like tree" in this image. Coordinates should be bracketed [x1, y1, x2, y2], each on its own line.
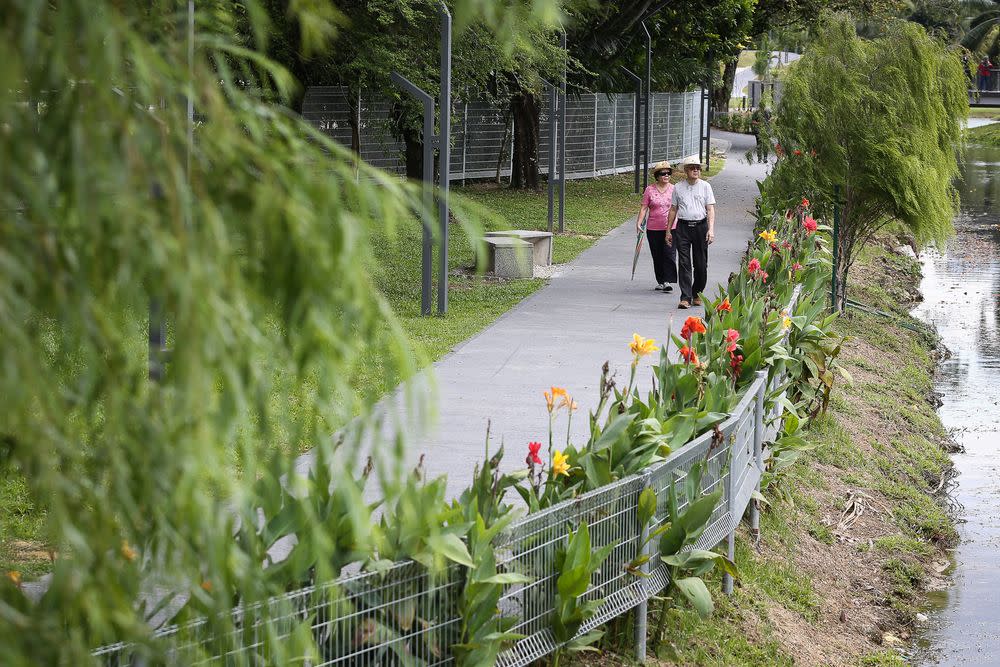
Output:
[960, 0, 1000, 51]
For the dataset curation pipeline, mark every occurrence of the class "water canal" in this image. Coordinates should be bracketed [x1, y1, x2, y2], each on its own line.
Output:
[913, 143, 1000, 665]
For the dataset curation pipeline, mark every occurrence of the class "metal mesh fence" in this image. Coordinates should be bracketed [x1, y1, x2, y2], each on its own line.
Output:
[302, 87, 703, 182]
[94, 291, 799, 666]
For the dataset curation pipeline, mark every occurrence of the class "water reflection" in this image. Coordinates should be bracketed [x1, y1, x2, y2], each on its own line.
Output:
[913, 144, 1000, 665]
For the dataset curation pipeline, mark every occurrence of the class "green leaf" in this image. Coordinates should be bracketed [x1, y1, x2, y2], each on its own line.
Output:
[427, 533, 473, 567]
[674, 577, 714, 618]
[637, 487, 657, 528]
[592, 413, 635, 452]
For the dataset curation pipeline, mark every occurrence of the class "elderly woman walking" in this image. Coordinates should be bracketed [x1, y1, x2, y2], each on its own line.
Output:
[667, 156, 716, 309]
[635, 160, 678, 292]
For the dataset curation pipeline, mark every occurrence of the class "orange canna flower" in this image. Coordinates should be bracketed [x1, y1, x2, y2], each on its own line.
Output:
[544, 386, 569, 413]
[121, 541, 137, 562]
[679, 345, 699, 364]
[680, 316, 707, 341]
[716, 297, 732, 313]
[201, 580, 213, 592]
[5, 571, 21, 587]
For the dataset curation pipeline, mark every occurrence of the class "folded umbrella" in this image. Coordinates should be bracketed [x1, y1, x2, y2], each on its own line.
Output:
[630, 210, 649, 280]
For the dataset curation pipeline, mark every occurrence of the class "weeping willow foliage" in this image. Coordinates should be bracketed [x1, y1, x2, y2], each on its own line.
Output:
[771, 14, 968, 309]
[0, 1, 560, 664]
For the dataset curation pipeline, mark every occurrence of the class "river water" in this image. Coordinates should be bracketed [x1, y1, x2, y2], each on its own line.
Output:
[913, 143, 1000, 665]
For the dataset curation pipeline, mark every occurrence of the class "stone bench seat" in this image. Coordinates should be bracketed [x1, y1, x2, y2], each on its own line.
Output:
[482, 236, 532, 279]
[484, 230, 553, 267]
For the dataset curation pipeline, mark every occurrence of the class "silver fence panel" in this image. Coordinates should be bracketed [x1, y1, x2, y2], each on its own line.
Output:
[302, 86, 354, 149]
[460, 97, 511, 181]
[493, 475, 648, 667]
[94, 562, 463, 666]
[614, 94, 635, 172]
[302, 86, 701, 183]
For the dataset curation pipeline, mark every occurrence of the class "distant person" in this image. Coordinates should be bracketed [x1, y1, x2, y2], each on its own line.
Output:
[750, 104, 772, 163]
[962, 52, 973, 89]
[978, 56, 993, 92]
[636, 161, 677, 292]
[667, 157, 716, 309]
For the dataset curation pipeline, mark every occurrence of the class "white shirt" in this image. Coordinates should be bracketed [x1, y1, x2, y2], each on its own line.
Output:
[672, 179, 716, 221]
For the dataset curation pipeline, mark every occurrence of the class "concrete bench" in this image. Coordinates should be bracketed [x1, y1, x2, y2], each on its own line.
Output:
[484, 230, 553, 267]
[483, 236, 532, 279]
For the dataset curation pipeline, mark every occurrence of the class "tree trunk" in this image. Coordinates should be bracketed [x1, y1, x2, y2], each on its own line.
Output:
[510, 91, 540, 190]
[713, 57, 739, 113]
[402, 127, 423, 180]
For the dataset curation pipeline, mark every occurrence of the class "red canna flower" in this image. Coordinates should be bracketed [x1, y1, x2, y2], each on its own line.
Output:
[803, 216, 818, 234]
[781, 241, 793, 250]
[527, 441, 543, 466]
[679, 345, 699, 364]
[747, 258, 761, 274]
[680, 316, 707, 340]
[791, 262, 803, 271]
[760, 271, 769, 283]
[725, 328, 741, 353]
[793, 149, 802, 156]
[770, 242, 779, 252]
[801, 197, 810, 208]
[716, 297, 732, 313]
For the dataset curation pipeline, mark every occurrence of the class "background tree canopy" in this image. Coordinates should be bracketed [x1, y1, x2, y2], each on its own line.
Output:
[767, 12, 967, 310]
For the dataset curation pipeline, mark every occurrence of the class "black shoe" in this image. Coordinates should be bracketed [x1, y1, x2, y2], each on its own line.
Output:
[664, 284, 674, 293]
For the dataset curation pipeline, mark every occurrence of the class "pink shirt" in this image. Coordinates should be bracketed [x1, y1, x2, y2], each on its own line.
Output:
[641, 183, 674, 231]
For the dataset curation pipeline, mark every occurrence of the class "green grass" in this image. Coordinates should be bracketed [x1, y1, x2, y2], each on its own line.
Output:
[737, 50, 758, 68]
[967, 121, 1000, 146]
[0, 472, 50, 578]
[968, 106, 1000, 119]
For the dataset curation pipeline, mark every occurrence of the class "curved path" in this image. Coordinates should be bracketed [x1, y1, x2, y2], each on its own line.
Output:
[296, 131, 770, 500]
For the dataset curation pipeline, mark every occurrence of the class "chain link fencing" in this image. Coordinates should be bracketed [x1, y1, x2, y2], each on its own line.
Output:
[301, 86, 704, 183]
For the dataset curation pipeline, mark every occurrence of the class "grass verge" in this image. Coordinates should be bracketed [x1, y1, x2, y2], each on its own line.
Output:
[580, 236, 954, 666]
[967, 121, 1000, 145]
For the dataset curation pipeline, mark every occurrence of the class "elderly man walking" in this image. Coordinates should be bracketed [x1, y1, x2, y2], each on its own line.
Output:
[667, 156, 716, 309]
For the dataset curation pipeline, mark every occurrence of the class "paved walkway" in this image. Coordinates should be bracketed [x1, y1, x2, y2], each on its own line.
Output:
[296, 131, 769, 501]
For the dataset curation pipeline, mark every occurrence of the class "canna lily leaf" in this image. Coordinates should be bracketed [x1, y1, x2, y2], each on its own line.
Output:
[674, 576, 714, 618]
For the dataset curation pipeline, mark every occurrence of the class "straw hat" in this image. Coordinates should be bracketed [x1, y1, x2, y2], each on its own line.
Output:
[650, 160, 673, 177]
[679, 155, 705, 170]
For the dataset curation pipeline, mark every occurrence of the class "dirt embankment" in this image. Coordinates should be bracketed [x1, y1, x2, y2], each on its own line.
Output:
[587, 237, 955, 667]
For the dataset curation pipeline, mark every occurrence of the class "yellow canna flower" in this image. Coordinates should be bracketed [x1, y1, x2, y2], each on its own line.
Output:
[629, 333, 657, 358]
[551, 450, 570, 477]
[759, 229, 778, 243]
[544, 386, 569, 413]
[121, 541, 137, 562]
[5, 570, 21, 586]
[782, 316, 793, 331]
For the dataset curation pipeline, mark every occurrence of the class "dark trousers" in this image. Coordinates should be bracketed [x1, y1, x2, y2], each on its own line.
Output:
[675, 220, 708, 302]
[645, 229, 677, 285]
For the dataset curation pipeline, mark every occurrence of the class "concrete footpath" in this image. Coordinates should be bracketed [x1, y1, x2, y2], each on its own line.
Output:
[297, 131, 770, 500]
